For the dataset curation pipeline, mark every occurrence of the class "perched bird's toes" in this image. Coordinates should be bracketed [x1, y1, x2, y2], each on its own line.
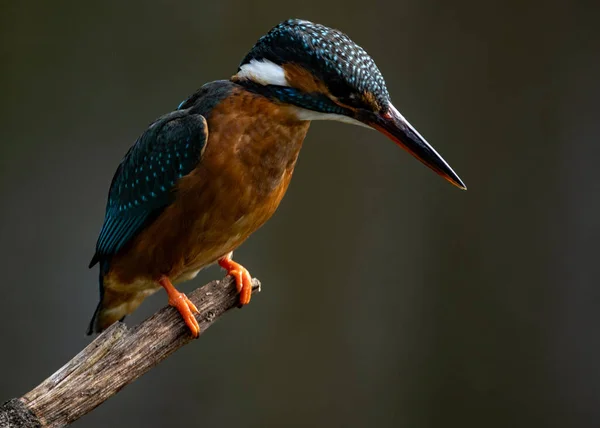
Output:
[184, 312, 200, 338]
[183, 294, 200, 314]
[218, 255, 253, 306]
[229, 267, 252, 305]
[159, 276, 200, 337]
[238, 268, 253, 305]
[229, 269, 245, 293]
[168, 291, 200, 338]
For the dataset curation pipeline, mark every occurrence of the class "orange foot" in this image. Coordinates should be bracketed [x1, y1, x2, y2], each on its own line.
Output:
[218, 253, 253, 306]
[158, 276, 200, 338]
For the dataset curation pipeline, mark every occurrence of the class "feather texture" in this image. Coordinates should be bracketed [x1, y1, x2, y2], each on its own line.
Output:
[89, 110, 208, 268]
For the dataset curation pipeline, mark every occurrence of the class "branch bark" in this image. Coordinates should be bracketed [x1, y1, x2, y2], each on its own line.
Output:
[0, 276, 261, 428]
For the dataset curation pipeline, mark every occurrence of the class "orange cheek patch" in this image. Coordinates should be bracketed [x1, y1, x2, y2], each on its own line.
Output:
[282, 64, 363, 115]
[283, 63, 331, 94]
[362, 91, 381, 112]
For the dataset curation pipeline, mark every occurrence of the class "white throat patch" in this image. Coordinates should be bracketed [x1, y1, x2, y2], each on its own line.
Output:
[236, 59, 290, 87]
[292, 108, 372, 129]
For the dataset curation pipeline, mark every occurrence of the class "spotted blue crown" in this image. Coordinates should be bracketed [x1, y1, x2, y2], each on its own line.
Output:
[239, 19, 390, 111]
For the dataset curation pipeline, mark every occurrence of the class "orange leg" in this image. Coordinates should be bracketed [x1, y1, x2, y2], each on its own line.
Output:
[158, 276, 200, 338]
[218, 252, 253, 305]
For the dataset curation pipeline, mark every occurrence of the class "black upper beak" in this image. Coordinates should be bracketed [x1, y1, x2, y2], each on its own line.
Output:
[363, 104, 467, 190]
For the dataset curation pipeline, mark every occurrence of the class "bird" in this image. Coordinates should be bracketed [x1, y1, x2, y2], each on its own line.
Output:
[87, 19, 466, 337]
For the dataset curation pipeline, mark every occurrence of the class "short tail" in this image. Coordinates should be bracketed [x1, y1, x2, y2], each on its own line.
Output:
[86, 302, 102, 335]
[86, 296, 129, 335]
[87, 261, 128, 335]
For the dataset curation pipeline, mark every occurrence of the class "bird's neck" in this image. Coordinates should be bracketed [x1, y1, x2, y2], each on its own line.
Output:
[203, 86, 310, 195]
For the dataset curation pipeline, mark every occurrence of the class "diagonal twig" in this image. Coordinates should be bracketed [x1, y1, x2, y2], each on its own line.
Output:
[0, 276, 260, 428]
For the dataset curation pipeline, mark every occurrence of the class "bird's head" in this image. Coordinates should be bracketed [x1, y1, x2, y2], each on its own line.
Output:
[232, 19, 466, 190]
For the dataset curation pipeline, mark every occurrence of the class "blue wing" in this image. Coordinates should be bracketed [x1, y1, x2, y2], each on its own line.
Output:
[89, 110, 208, 268]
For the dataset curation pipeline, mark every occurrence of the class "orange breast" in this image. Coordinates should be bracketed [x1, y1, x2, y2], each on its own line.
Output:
[109, 89, 310, 284]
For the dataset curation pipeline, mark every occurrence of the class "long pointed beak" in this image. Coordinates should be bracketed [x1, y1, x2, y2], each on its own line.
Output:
[364, 104, 467, 190]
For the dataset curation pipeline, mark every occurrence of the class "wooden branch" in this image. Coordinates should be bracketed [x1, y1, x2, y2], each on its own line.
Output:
[0, 276, 261, 428]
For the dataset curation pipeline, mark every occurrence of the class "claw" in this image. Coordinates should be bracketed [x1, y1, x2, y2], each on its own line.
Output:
[218, 253, 253, 306]
[158, 276, 200, 338]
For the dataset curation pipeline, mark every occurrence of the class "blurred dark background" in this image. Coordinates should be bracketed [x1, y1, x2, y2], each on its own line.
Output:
[1, 0, 599, 427]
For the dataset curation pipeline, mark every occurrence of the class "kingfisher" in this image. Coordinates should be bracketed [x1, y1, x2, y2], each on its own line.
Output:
[87, 19, 466, 337]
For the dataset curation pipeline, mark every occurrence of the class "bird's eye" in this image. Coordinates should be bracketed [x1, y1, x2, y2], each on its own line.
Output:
[336, 91, 374, 111]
